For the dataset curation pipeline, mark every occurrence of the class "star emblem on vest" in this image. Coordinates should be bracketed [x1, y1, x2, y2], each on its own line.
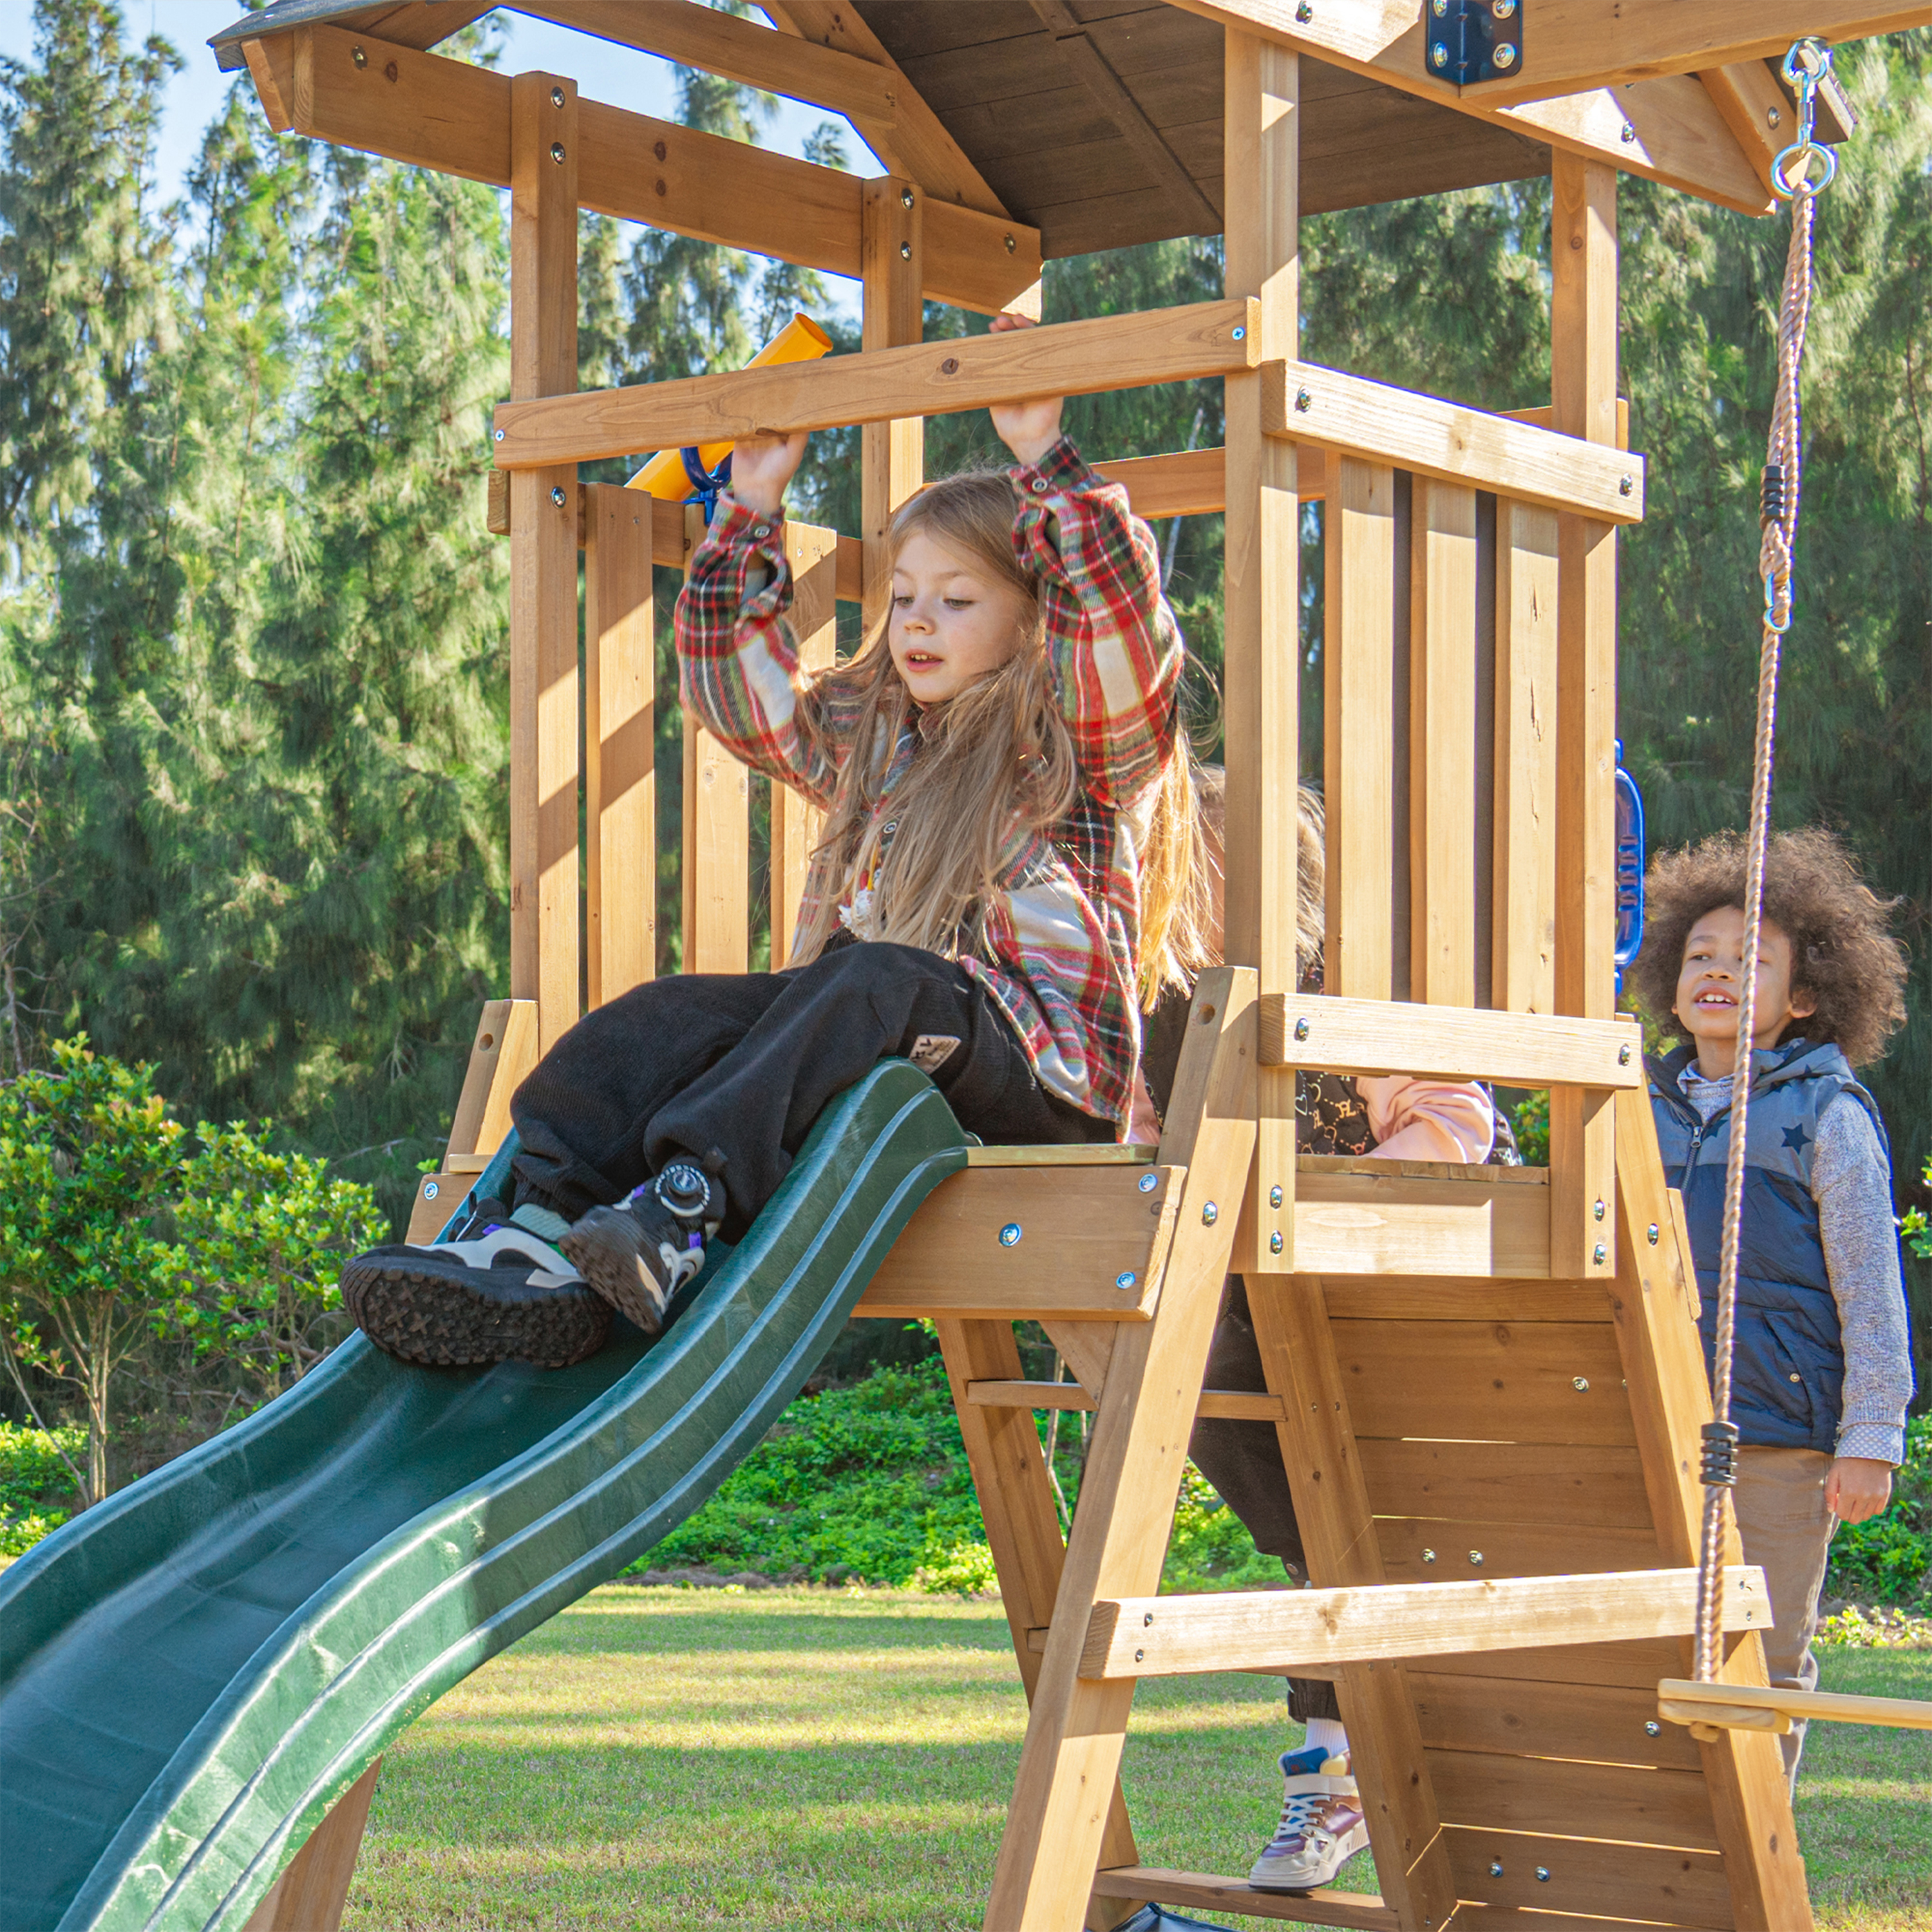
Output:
[1782, 1121, 1812, 1153]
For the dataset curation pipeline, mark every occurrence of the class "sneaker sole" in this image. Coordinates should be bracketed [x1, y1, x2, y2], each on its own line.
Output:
[1247, 1823, 1370, 1893]
[341, 1254, 610, 1369]
[558, 1210, 671, 1337]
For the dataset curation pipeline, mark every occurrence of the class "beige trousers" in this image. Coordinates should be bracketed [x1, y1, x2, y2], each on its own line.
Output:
[1732, 1444, 1837, 1783]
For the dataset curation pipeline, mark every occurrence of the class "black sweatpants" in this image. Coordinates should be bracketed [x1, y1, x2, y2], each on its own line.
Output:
[507, 937, 1113, 1241]
[1189, 1275, 1343, 1725]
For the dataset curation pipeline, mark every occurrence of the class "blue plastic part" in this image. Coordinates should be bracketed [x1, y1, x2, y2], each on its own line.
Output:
[1614, 737, 1646, 996]
[679, 445, 734, 521]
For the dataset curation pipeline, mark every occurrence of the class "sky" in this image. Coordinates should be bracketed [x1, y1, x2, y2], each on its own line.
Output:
[0, 1, 862, 316]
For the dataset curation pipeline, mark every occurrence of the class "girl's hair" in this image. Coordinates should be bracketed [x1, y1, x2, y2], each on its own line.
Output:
[1629, 826, 1908, 1068]
[792, 469, 1211, 1007]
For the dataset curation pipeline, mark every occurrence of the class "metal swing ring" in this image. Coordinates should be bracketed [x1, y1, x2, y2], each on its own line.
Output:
[1770, 37, 1837, 201]
[1770, 140, 1837, 200]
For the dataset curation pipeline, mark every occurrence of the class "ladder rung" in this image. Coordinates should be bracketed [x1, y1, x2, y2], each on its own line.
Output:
[1092, 1866, 1397, 1929]
[964, 1381, 1285, 1421]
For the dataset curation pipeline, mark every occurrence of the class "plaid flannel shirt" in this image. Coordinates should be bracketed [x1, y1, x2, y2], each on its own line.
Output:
[674, 433, 1183, 1130]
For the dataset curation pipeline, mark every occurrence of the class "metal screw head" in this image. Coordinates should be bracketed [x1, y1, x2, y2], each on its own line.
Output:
[1201, 1202, 1218, 1226]
[1144, 1610, 1155, 1626]
[1573, 1376, 1590, 1392]
[1295, 0, 1312, 17]
[352, 44, 367, 66]
[898, 241, 911, 260]
[550, 484, 567, 507]
[550, 141, 566, 164]
[1535, 1867, 1551, 1883]
[1768, 106, 1782, 127]
[1645, 1719, 1663, 1736]
[493, 428, 505, 441]
[1620, 121, 1637, 143]
[1620, 474, 1634, 496]
[1593, 1198, 1605, 1222]
[423, 1180, 439, 1200]
[1647, 1222, 1660, 1245]
[1003, 232, 1016, 254]
[551, 84, 565, 108]
[1493, 0, 1517, 14]
[1593, 1242, 1608, 1265]
[1431, 40, 1449, 67]
[1295, 387, 1312, 412]
[1231, 325, 1246, 341]
[899, 187, 915, 209]
[1115, 1271, 1138, 1291]
[1469, 1550, 1485, 1566]
[1618, 1041, 1633, 1063]
[1293, 1017, 1311, 1041]
[1493, 41, 1516, 66]
[1269, 1184, 1284, 1209]
[999, 1223, 1022, 1247]
[1137, 1171, 1158, 1194]
[1269, 1231, 1284, 1255]
[1430, 0, 1447, 14]
[1489, 1859, 1505, 1878]
[1423, 1548, 1437, 1562]
[1134, 1647, 1145, 1662]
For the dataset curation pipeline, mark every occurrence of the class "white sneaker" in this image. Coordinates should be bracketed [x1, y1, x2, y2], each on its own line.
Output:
[1247, 1747, 1369, 1893]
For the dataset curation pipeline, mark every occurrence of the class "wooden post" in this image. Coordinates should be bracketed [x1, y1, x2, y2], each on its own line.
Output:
[238, 1761, 380, 1932]
[585, 482, 655, 1006]
[1549, 153, 1618, 1278]
[1221, 28, 1298, 1271]
[860, 176, 923, 633]
[681, 503, 751, 975]
[770, 520, 839, 969]
[509, 70, 580, 1056]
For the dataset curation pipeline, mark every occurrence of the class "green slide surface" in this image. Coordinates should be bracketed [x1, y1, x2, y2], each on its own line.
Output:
[0, 1062, 965, 1932]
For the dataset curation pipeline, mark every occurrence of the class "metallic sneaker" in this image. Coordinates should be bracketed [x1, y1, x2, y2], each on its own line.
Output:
[560, 1157, 725, 1336]
[1247, 1747, 1368, 1893]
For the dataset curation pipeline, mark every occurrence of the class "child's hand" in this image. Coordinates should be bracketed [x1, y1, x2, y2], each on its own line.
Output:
[728, 429, 808, 519]
[1826, 1455, 1893, 1524]
[987, 312, 1063, 467]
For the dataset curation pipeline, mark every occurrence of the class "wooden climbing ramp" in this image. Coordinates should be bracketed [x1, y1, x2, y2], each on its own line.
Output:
[199, 3, 1932, 1928]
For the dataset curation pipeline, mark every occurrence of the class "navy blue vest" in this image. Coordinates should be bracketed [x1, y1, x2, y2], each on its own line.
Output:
[1649, 1037, 1886, 1452]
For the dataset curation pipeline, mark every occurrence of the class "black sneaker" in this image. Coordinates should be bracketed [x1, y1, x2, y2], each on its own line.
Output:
[559, 1158, 725, 1337]
[341, 1214, 611, 1369]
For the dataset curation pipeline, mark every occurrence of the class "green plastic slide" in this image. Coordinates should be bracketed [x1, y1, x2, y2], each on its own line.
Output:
[0, 1062, 965, 1932]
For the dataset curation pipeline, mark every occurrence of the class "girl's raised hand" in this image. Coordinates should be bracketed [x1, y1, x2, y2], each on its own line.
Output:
[729, 428, 808, 518]
[986, 312, 1063, 466]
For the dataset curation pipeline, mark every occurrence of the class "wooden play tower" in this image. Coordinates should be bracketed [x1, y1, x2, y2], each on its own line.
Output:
[211, 5, 1925, 1928]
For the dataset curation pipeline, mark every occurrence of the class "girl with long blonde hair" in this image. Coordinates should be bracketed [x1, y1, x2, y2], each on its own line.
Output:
[343, 318, 1208, 1371]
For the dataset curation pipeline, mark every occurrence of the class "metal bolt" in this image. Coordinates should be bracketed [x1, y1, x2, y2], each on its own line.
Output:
[550, 485, 567, 507]
[1469, 1550, 1485, 1566]
[1618, 1042, 1633, 1063]
[1231, 325, 1246, 341]
[1295, 387, 1312, 412]
[898, 241, 911, 260]
[1202, 1202, 1218, 1226]
[551, 141, 566, 164]
[1003, 232, 1016, 254]
[1135, 1647, 1144, 1662]
[352, 44, 366, 66]
[1115, 1271, 1138, 1291]
[1431, 0, 1447, 14]
[1620, 121, 1637, 143]
[940, 356, 960, 375]
[1647, 1222, 1660, 1245]
[1137, 1171, 1159, 1194]
[1593, 1242, 1607, 1265]
[1493, 41, 1517, 67]
[1620, 474, 1635, 496]
[1493, 0, 1517, 14]
[423, 1180, 439, 1200]
[1645, 1719, 1662, 1737]
[1144, 1611, 1155, 1625]
[999, 1223, 1022, 1247]
[550, 84, 565, 108]
[1293, 1017, 1311, 1041]
[1768, 106, 1782, 127]
[1269, 1184, 1284, 1209]
[1535, 1867, 1551, 1883]
[1594, 1198, 1605, 1221]
[900, 187, 914, 208]
[1270, 1231, 1284, 1255]
[1490, 1859, 1505, 1878]
[493, 428, 505, 441]
[1573, 1376, 1590, 1392]
[1431, 41, 1449, 68]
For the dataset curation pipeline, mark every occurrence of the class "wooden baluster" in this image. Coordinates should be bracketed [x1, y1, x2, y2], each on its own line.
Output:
[681, 502, 750, 974]
[770, 521, 839, 969]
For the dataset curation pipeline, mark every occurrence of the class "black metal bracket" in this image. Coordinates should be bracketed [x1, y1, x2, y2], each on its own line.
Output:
[1423, 0, 1523, 87]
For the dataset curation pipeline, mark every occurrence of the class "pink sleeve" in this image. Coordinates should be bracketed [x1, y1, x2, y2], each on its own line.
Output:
[1359, 1077, 1495, 1164]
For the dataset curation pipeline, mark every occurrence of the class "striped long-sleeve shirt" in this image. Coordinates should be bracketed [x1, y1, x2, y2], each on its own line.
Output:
[674, 434, 1184, 1130]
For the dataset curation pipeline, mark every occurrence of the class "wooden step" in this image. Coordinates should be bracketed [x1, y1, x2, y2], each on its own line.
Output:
[1091, 1867, 1397, 1929]
[965, 1380, 1285, 1421]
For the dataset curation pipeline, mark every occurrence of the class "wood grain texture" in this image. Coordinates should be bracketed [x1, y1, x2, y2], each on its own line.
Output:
[860, 176, 924, 633]
[1412, 1670, 1705, 1771]
[1039, 1320, 1117, 1401]
[770, 520, 837, 967]
[1699, 60, 1791, 194]
[1358, 1437, 1653, 1531]
[1290, 1167, 1552, 1280]
[1319, 1274, 1607, 1323]
[239, 1760, 380, 1932]
[495, 299, 1258, 468]
[965, 1381, 1285, 1422]
[1261, 992, 1640, 1083]
[1441, 1824, 1736, 1927]
[680, 508, 748, 976]
[584, 484, 654, 1005]
[1376, 1515, 1678, 1586]
[1428, 1746, 1721, 1852]
[1262, 360, 1642, 521]
[1660, 1677, 1932, 1732]
[1090, 1867, 1397, 1929]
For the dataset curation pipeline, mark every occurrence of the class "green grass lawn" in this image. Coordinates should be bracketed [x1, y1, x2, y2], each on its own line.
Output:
[345, 1587, 1931, 1931]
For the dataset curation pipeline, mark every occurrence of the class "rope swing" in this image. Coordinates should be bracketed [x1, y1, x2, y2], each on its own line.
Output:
[1659, 40, 1932, 1743]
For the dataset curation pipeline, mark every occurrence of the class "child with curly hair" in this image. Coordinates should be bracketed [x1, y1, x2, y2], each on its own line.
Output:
[1630, 827, 1914, 1782]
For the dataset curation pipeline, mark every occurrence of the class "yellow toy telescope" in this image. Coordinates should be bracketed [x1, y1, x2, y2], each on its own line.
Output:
[625, 312, 833, 498]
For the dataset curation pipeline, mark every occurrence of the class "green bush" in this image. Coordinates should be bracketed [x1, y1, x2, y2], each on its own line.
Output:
[1828, 1413, 1931, 1609]
[0, 1420, 84, 1557]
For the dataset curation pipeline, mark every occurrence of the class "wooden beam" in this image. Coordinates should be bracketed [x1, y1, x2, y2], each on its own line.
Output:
[493, 301, 1259, 469]
[1660, 1676, 1932, 1732]
[1079, 1567, 1770, 1679]
[1260, 992, 1641, 1084]
[680, 504, 750, 976]
[1220, 30, 1300, 1275]
[257, 26, 1039, 316]
[759, 1, 1011, 218]
[1262, 360, 1642, 521]
[965, 1381, 1288, 1421]
[1027, 0, 1223, 233]
[1701, 59, 1795, 193]
[446, 999, 541, 1166]
[510, 0, 902, 124]
[860, 177, 923, 633]
[508, 71, 580, 1056]
[1291, 1162, 1553, 1279]
[583, 484, 655, 1006]
[1459, 3, 1932, 108]
[1165, 0, 1776, 214]
[238, 1761, 381, 1932]
[1092, 1868, 1398, 1931]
